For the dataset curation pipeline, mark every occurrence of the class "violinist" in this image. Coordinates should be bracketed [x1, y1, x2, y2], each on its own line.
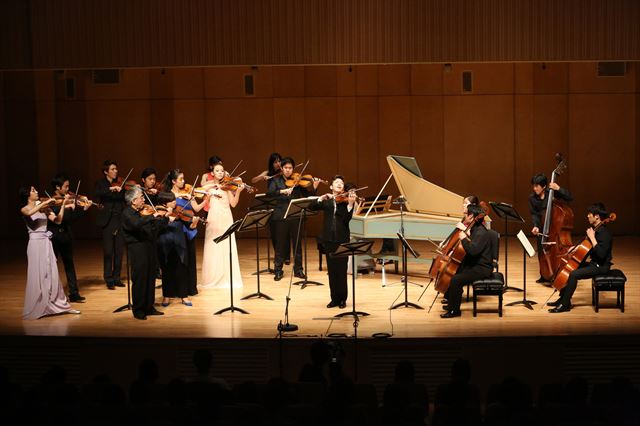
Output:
[48, 174, 91, 303]
[441, 204, 493, 319]
[94, 160, 126, 290]
[529, 173, 573, 283]
[310, 175, 356, 309]
[122, 186, 174, 320]
[267, 157, 320, 281]
[548, 202, 613, 313]
[200, 163, 245, 289]
[201, 155, 224, 187]
[164, 169, 206, 296]
[141, 167, 160, 205]
[19, 186, 80, 319]
[251, 152, 282, 184]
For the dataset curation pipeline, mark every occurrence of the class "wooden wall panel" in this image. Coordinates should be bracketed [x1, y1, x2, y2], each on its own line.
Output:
[0, 73, 7, 235]
[174, 100, 206, 179]
[356, 97, 380, 193]
[336, 97, 358, 184]
[305, 98, 338, 177]
[305, 67, 337, 97]
[569, 94, 636, 233]
[411, 65, 443, 96]
[443, 95, 515, 203]
[532, 95, 570, 186]
[379, 96, 411, 184]
[514, 94, 535, 233]
[411, 96, 445, 187]
[273, 67, 305, 98]
[273, 98, 305, 162]
[569, 62, 636, 93]
[5, 0, 640, 69]
[149, 100, 176, 179]
[34, 71, 58, 187]
[443, 63, 514, 95]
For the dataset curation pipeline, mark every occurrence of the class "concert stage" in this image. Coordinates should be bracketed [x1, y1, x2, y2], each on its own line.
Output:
[1, 237, 639, 394]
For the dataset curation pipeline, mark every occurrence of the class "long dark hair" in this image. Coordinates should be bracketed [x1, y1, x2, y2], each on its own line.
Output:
[162, 169, 183, 192]
[208, 156, 223, 172]
[267, 152, 282, 176]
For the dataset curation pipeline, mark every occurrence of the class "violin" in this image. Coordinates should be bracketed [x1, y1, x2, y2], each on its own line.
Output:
[430, 202, 489, 294]
[218, 176, 256, 193]
[110, 177, 139, 192]
[551, 213, 616, 290]
[285, 173, 328, 188]
[139, 204, 169, 216]
[168, 204, 207, 225]
[333, 186, 368, 204]
[538, 154, 574, 281]
[68, 192, 103, 209]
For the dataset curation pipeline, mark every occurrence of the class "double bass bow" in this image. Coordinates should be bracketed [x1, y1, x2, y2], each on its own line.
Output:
[538, 154, 574, 281]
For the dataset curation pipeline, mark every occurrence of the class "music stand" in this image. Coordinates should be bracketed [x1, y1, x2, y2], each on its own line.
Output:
[239, 209, 274, 300]
[332, 240, 375, 319]
[385, 196, 422, 288]
[390, 233, 424, 310]
[250, 194, 278, 275]
[213, 219, 248, 315]
[490, 201, 525, 292]
[284, 197, 322, 289]
[506, 230, 538, 310]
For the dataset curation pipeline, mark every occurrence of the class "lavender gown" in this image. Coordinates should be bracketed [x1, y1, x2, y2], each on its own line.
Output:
[23, 211, 71, 319]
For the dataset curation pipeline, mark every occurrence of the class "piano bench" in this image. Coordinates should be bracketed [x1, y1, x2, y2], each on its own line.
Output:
[472, 272, 505, 317]
[592, 269, 626, 312]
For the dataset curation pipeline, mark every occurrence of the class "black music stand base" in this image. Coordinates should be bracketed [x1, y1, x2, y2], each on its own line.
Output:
[389, 233, 424, 310]
[215, 305, 249, 315]
[242, 211, 274, 301]
[506, 245, 538, 310]
[213, 219, 249, 315]
[333, 240, 374, 320]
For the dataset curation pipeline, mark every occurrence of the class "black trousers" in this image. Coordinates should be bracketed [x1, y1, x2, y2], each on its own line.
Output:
[102, 215, 124, 284]
[273, 218, 303, 273]
[558, 262, 610, 306]
[447, 266, 492, 311]
[128, 241, 157, 316]
[186, 237, 198, 296]
[325, 243, 348, 303]
[51, 231, 79, 296]
[270, 220, 290, 261]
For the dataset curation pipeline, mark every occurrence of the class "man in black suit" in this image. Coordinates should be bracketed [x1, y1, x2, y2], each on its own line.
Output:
[267, 157, 319, 281]
[48, 174, 91, 302]
[121, 186, 174, 320]
[441, 204, 493, 318]
[94, 160, 126, 290]
[311, 175, 356, 309]
[548, 202, 614, 313]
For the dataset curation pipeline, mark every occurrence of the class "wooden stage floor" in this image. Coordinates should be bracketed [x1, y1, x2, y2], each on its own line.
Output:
[1, 237, 639, 340]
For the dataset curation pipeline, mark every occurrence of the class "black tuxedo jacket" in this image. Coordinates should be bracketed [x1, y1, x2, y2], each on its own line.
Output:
[94, 177, 125, 228]
[310, 198, 353, 251]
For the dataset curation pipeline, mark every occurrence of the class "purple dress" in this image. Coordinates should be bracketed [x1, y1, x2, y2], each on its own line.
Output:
[23, 211, 71, 319]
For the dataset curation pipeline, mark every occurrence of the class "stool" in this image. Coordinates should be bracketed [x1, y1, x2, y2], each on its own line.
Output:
[472, 272, 505, 317]
[592, 269, 626, 312]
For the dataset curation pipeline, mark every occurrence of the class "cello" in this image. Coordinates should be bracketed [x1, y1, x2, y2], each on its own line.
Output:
[538, 154, 574, 281]
[551, 213, 616, 290]
[430, 203, 489, 294]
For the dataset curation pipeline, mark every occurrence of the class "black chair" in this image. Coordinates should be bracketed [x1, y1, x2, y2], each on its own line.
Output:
[592, 269, 627, 312]
[471, 230, 505, 317]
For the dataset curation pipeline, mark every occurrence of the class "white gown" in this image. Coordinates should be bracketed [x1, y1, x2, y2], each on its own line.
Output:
[200, 187, 243, 289]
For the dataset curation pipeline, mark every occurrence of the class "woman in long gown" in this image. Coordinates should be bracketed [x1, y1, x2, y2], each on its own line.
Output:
[200, 164, 245, 289]
[19, 186, 79, 319]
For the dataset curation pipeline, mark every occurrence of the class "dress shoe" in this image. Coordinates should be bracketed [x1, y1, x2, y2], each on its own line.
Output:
[67, 309, 81, 315]
[134, 313, 147, 320]
[548, 303, 571, 313]
[440, 298, 449, 304]
[69, 294, 86, 303]
[294, 271, 307, 279]
[440, 310, 462, 319]
[338, 301, 346, 309]
[147, 309, 165, 316]
[284, 259, 291, 265]
[274, 271, 284, 281]
[161, 300, 170, 307]
[182, 300, 193, 307]
[442, 305, 451, 311]
[114, 281, 125, 287]
[326, 301, 339, 308]
[536, 276, 550, 284]
[107, 283, 115, 290]
[547, 299, 562, 307]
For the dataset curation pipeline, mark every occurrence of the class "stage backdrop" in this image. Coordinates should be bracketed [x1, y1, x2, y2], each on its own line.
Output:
[1, 62, 639, 238]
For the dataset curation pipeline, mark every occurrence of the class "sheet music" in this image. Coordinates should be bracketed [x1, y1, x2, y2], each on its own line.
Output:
[517, 230, 536, 257]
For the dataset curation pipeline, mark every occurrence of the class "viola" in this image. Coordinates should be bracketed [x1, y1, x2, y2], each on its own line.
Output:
[538, 154, 574, 281]
[551, 213, 616, 290]
[285, 173, 328, 188]
[219, 176, 256, 193]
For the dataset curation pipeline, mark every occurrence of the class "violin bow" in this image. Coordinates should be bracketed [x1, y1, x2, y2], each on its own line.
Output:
[143, 191, 158, 213]
[73, 180, 81, 206]
[121, 168, 134, 185]
[266, 162, 304, 180]
[289, 160, 310, 192]
[228, 160, 243, 177]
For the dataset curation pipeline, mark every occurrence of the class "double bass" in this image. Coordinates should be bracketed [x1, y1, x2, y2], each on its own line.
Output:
[538, 154, 574, 281]
[551, 213, 616, 290]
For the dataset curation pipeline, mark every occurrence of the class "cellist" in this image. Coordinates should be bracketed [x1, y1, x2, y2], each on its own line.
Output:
[528, 173, 573, 284]
[441, 204, 493, 319]
[548, 203, 613, 313]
